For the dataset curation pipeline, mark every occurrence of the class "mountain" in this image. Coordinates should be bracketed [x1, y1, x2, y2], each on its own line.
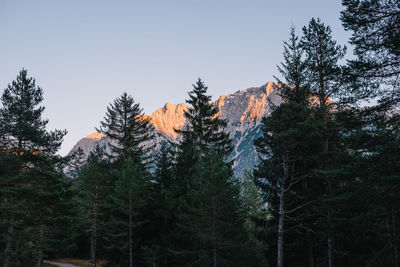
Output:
[68, 82, 281, 177]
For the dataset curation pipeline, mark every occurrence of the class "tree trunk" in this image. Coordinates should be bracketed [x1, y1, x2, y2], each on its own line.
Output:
[327, 171, 334, 267]
[392, 211, 399, 267]
[328, 238, 334, 267]
[277, 154, 288, 267]
[307, 232, 315, 267]
[277, 185, 285, 267]
[3, 215, 15, 267]
[129, 197, 133, 267]
[213, 206, 217, 267]
[37, 225, 44, 267]
[91, 186, 98, 267]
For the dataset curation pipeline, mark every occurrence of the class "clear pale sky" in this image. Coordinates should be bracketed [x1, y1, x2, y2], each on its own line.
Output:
[0, 0, 351, 155]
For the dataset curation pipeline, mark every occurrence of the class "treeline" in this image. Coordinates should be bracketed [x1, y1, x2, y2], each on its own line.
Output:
[253, 1, 400, 267]
[0, 70, 265, 266]
[1, 0, 399, 266]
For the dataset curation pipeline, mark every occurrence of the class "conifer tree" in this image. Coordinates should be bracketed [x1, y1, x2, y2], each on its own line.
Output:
[0, 69, 66, 153]
[97, 93, 154, 265]
[150, 142, 175, 267]
[241, 171, 269, 265]
[341, 0, 400, 103]
[301, 18, 347, 267]
[339, 2, 400, 265]
[176, 78, 232, 156]
[188, 149, 248, 267]
[172, 79, 242, 265]
[76, 146, 112, 267]
[97, 92, 154, 166]
[0, 69, 66, 267]
[274, 26, 309, 103]
[106, 158, 150, 267]
[26, 155, 76, 267]
[254, 28, 322, 267]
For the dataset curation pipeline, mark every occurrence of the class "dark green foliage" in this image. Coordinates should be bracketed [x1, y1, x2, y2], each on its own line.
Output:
[176, 78, 232, 156]
[169, 79, 254, 266]
[0, 69, 66, 153]
[241, 171, 269, 265]
[275, 27, 310, 103]
[254, 100, 322, 267]
[341, 0, 400, 102]
[75, 146, 113, 266]
[148, 142, 175, 267]
[104, 157, 151, 266]
[0, 69, 70, 267]
[98, 92, 154, 166]
[94, 93, 156, 266]
[184, 149, 248, 266]
[301, 18, 347, 105]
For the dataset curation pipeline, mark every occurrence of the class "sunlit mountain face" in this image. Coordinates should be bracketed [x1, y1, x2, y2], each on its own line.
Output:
[68, 82, 281, 177]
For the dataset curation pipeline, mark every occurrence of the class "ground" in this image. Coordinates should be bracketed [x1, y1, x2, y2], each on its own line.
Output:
[44, 259, 107, 267]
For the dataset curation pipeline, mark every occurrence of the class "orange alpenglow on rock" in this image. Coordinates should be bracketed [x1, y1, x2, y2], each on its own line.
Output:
[149, 102, 188, 138]
[86, 132, 106, 139]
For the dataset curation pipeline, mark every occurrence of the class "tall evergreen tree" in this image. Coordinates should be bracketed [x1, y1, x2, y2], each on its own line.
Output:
[176, 79, 232, 156]
[275, 26, 309, 103]
[97, 92, 154, 166]
[26, 155, 76, 267]
[0, 69, 66, 153]
[186, 149, 248, 267]
[254, 27, 323, 267]
[339, 2, 400, 265]
[341, 0, 400, 103]
[76, 146, 112, 267]
[301, 18, 347, 267]
[254, 102, 322, 267]
[97, 92, 155, 265]
[171, 79, 247, 266]
[241, 171, 269, 266]
[149, 142, 175, 267]
[106, 158, 150, 267]
[0, 69, 66, 267]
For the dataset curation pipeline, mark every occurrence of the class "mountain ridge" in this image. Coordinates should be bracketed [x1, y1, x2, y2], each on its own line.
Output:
[68, 82, 281, 176]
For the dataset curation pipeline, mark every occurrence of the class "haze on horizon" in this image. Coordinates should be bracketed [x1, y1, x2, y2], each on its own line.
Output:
[0, 0, 351, 155]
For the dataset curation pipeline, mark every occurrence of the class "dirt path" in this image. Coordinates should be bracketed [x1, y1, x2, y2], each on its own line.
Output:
[43, 260, 80, 267]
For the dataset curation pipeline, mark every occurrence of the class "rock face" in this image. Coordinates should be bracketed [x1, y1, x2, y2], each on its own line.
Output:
[68, 82, 281, 177]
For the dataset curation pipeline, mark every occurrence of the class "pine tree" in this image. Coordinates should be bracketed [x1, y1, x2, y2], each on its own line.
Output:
[176, 78, 232, 156]
[149, 142, 175, 267]
[171, 79, 242, 265]
[254, 27, 323, 267]
[301, 18, 346, 107]
[186, 149, 248, 267]
[330, 107, 400, 267]
[76, 145, 112, 267]
[339, 3, 400, 265]
[97, 92, 155, 265]
[0, 69, 66, 153]
[106, 157, 151, 267]
[26, 155, 76, 267]
[341, 0, 400, 103]
[301, 18, 347, 267]
[97, 92, 154, 166]
[241, 171, 269, 265]
[274, 26, 309, 103]
[0, 69, 66, 267]
[254, 102, 322, 267]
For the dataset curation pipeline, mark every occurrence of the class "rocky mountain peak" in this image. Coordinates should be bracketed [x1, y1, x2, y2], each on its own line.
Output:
[149, 102, 188, 138]
[68, 82, 282, 177]
[86, 132, 106, 139]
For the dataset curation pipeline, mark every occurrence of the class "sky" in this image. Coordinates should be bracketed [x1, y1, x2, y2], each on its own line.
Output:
[0, 0, 352, 155]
